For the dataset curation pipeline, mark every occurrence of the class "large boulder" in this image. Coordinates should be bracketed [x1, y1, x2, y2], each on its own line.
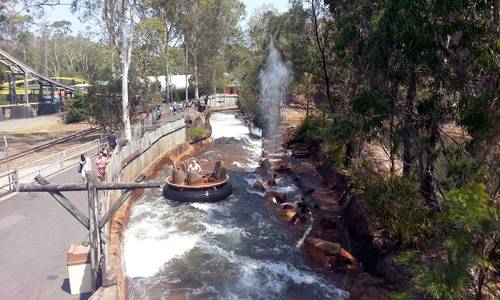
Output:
[253, 180, 266, 192]
[350, 273, 391, 300]
[303, 237, 359, 272]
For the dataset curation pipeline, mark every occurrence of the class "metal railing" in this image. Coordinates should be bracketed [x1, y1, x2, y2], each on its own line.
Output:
[206, 94, 238, 108]
[105, 118, 186, 183]
[0, 139, 101, 194]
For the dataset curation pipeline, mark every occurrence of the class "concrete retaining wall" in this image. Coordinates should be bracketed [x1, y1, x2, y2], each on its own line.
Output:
[99, 114, 212, 300]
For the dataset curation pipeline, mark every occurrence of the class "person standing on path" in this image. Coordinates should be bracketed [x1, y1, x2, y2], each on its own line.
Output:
[79, 154, 91, 182]
[108, 131, 117, 151]
[96, 154, 108, 182]
[173, 101, 178, 115]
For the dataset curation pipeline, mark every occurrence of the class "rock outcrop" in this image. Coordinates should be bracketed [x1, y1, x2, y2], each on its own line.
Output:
[350, 273, 391, 300]
[304, 237, 360, 273]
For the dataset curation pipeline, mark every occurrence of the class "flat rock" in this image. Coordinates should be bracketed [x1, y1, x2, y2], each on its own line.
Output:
[350, 273, 391, 300]
[253, 180, 266, 191]
[304, 237, 359, 272]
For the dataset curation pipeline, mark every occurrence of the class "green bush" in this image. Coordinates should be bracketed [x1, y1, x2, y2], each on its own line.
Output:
[296, 115, 325, 142]
[394, 183, 498, 300]
[358, 175, 434, 247]
[189, 128, 206, 141]
[63, 93, 90, 123]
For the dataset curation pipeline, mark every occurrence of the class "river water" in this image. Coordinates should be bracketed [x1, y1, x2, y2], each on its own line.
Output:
[123, 112, 348, 299]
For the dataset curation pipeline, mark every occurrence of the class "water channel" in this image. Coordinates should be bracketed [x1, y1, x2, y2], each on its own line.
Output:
[123, 111, 348, 299]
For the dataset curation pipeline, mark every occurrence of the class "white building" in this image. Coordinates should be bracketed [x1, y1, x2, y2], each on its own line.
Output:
[147, 75, 192, 91]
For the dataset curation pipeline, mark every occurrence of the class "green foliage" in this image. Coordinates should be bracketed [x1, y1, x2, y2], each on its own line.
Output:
[394, 183, 498, 300]
[358, 175, 433, 247]
[188, 127, 206, 141]
[63, 93, 90, 123]
[458, 96, 495, 135]
[296, 115, 325, 143]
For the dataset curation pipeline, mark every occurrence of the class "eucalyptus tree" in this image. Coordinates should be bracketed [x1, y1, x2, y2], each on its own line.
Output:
[73, 0, 144, 141]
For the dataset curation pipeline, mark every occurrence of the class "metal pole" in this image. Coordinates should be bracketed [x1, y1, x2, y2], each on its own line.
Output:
[23, 70, 28, 105]
[50, 83, 55, 103]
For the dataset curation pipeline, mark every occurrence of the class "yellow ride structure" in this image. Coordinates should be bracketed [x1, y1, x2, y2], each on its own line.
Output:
[0, 77, 89, 95]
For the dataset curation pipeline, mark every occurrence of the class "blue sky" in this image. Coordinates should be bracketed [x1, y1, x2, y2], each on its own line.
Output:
[41, 0, 290, 35]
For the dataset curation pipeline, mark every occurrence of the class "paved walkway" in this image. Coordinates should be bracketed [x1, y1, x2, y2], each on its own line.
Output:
[0, 166, 92, 300]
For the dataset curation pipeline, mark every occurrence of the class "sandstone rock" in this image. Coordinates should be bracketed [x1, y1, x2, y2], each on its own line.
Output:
[303, 237, 359, 272]
[264, 191, 287, 204]
[374, 256, 412, 286]
[281, 203, 295, 210]
[319, 217, 336, 229]
[350, 273, 391, 300]
[283, 209, 297, 222]
[267, 177, 277, 186]
[253, 180, 266, 192]
[274, 163, 291, 173]
[255, 166, 266, 175]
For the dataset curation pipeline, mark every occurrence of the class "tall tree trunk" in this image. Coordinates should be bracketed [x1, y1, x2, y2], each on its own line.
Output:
[421, 123, 438, 205]
[403, 68, 417, 177]
[120, 1, 132, 141]
[211, 66, 216, 95]
[194, 46, 199, 99]
[185, 41, 189, 101]
[193, 3, 199, 99]
[110, 40, 116, 79]
[163, 14, 171, 103]
[310, 0, 333, 112]
[494, 0, 500, 33]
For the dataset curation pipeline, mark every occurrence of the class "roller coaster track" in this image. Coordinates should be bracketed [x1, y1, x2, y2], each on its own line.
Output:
[0, 127, 99, 165]
[0, 48, 76, 92]
[0, 77, 88, 95]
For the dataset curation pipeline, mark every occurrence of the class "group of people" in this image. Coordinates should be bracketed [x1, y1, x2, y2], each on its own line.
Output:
[186, 159, 226, 183]
[172, 158, 226, 185]
[78, 131, 118, 182]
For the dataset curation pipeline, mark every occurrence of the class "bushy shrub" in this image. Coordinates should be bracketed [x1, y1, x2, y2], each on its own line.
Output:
[188, 127, 206, 141]
[63, 93, 90, 123]
[358, 175, 434, 247]
[296, 115, 325, 142]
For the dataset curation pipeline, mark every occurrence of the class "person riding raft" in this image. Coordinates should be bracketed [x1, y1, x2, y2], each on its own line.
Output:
[171, 159, 226, 186]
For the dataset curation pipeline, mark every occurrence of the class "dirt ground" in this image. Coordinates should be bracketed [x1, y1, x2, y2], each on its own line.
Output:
[0, 114, 96, 170]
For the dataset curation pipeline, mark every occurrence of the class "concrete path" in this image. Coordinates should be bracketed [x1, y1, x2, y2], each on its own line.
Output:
[0, 166, 92, 300]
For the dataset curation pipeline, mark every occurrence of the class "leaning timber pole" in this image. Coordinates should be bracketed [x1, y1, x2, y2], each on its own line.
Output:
[87, 175, 100, 292]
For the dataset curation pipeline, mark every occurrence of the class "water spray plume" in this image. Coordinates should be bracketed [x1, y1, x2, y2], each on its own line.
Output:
[259, 39, 292, 153]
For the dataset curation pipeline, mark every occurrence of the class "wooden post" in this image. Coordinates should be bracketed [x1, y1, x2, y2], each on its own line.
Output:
[35, 176, 90, 229]
[87, 176, 100, 292]
[99, 189, 132, 229]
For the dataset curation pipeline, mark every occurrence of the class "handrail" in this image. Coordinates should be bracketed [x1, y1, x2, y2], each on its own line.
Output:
[17, 139, 99, 170]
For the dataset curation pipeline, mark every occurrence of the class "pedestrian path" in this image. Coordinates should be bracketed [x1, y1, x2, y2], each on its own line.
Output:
[0, 166, 92, 300]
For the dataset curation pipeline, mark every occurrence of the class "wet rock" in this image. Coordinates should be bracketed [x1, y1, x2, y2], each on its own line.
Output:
[350, 273, 391, 300]
[261, 158, 284, 174]
[274, 163, 291, 173]
[264, 191, 287, 204]
[255, 166, 266, 175]
[304, 237, 359, 272]
[267, 177, 277, 186]
[253, 180, 266, 192]
[319, 217, 336, 229]
[374, 256, 412, 286]
[280, 203, 295, 210]
[283, 209, 297, 222]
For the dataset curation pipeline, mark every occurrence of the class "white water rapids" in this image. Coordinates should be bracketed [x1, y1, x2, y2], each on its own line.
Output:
[123, 112, 348, 299]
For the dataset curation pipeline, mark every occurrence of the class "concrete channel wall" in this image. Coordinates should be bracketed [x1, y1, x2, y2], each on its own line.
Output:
[101, 114, 216, 300]
[100, 118, 187, 300]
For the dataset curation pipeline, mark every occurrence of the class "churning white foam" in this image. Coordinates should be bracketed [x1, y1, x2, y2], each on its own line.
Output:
[208, 245, 349, 299]
[124, 232, 199, 278]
